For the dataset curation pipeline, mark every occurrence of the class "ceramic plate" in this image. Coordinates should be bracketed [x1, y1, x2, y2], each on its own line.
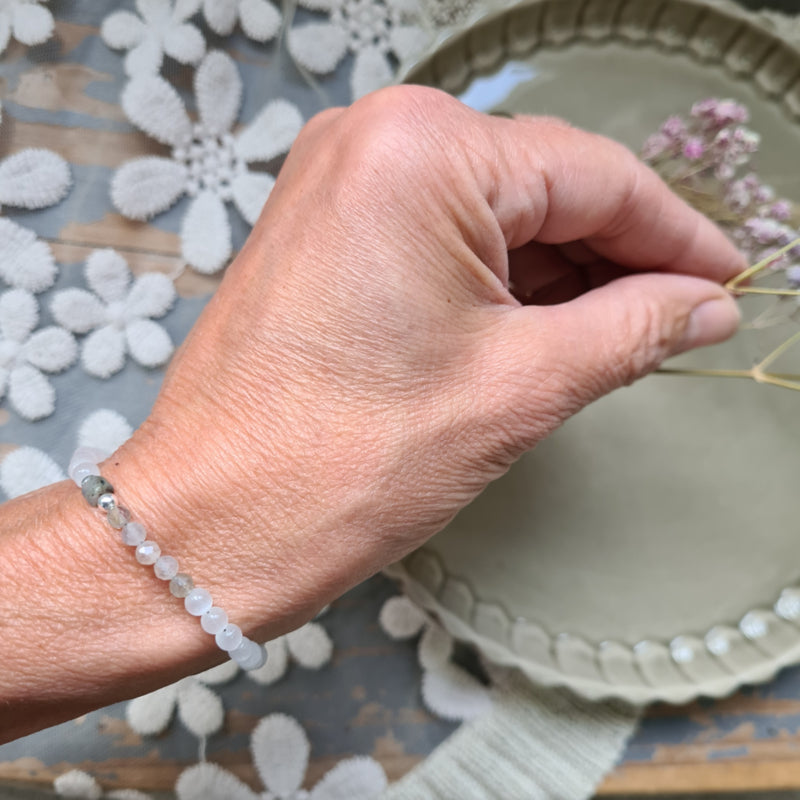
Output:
[391, 0, 800, 704]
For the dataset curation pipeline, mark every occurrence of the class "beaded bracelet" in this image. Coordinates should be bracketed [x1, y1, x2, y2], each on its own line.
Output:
[69, 447, 267, 671]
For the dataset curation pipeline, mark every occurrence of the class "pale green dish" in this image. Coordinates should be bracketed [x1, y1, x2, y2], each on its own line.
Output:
[392, 0, 800, 704]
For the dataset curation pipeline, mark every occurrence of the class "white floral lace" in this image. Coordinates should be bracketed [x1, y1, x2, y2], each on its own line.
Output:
[112, 50, 303, 274]
[201, 0, 281, 42]
[0, 0, 54, 56]
[55, 769, 153, 800]
[175, 714, 387, 800]
[288, 0, 428, 99]
[101, 0, 206, 76]
[0, 147, 71, 214]
[0, 408, 133, 498]
[379, 594, 492, 721]
[50, 249, 176, 378]
[0, 219, 57, 292]
[0, 289, 76, 421]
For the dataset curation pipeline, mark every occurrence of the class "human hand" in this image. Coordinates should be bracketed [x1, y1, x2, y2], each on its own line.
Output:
[115, 86, 743, 639]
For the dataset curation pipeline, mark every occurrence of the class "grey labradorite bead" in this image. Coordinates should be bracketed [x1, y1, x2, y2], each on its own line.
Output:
[81, 475, 114, 507]
[169, 573, 194, 598]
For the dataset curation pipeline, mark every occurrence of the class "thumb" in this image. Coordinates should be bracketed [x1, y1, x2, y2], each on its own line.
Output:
[485, 272, 741, 449]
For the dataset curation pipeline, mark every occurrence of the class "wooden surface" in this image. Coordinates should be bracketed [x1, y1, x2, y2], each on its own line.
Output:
[4, 2, 800, 797]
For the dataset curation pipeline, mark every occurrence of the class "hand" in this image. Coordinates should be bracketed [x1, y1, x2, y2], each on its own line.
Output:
[115, 86, 743, 639]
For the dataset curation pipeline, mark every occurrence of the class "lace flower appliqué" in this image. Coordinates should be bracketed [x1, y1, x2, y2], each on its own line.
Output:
[200, 0, 281, 43]
[55, 769, 152, 800]
[0, 408, 133, 499]
[51, 249, 176, 378]
[0, 220, 58, 292]
[0, 0, 54, 56]
[0, 147, 71, 214]
[101, 0, 206, 77]
[127, 660, 239, 740]
[0, 288, 76, 421]
[249, 619, 333, 685]
[288, 0, 426, 99]
[176, 713, 387, 800]
[379, 594, 492, 721]
[112, 50, 303, 274]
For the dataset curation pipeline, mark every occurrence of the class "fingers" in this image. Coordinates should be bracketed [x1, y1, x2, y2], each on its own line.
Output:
[471, 111, 745, 285]
[481, 272, 741, 451]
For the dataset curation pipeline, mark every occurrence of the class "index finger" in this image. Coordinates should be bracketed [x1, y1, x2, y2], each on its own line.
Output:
[479, 112, 746, 284]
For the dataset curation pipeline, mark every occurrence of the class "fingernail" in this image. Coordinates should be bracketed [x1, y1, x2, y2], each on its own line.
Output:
[679, 297, 741, 354]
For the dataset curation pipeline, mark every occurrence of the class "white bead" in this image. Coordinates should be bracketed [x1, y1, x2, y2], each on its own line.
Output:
[201, 606, 227, 634]
[216, 624, 243, 652]
[121, 521, 146, 546]
[135, 541, 161, 565]
[68, 447, 106, 486]
[230, 639, 267, 670]
[184, 588, 212, 616]
[154, 555, 179, 580]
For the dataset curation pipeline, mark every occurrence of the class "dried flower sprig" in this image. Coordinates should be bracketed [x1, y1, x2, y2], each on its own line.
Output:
[642, 98, 800, 391]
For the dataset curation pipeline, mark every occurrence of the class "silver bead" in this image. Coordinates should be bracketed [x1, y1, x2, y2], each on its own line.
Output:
[97, 493, 116, 512]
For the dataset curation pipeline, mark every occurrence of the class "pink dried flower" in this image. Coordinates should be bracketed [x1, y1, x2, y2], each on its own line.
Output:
[770, 200, 793, 221]
[714, 99, 749, 125]
[690, 98, 719, 118]
[683, 137, 705, 160]
[661, 115, 687, 140]
[641, 133, 671, 160]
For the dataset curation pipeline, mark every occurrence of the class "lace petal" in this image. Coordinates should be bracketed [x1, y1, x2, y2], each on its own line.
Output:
[235, 99, 303, 164]
[176, 679, 225, 737]
[0, 219, 57, 293]
[0, 288, 38, 342]
[9, 364, 55, 421]
[123, 34, 164, 76]
[111, 157, 187, 222]
[180, 191, 231, 274]
[53, 769, 102, 800]
[308, 757, 387, 800]
[286, 622, 333, 669]
[248, 636, 289, 685]
[195, 50, 241, 136]
[239, 0, 281, 42]
[175, 763, 256, 800]
[202, 0, 238, 35]
[78, 409, 134, 453]
[126, 684, 178, 736]
[125, 319, 173, 368]
[23, 327, 78, 373]
[122, 75, 192, 146]
[421, 663, 492, 721]
[251, 713, 309, 796]
[163, 22, 206, 65]
[50, 289, 106, 334]
[231, 171, 274, 226]
[85, 249, 131, 304]
[11, 3, 54, 46]
[126, 272, 176, 318]
[0, 446, 65, 499]
[100, 10, 146, 49]
[288, 23, 349, 75]
[418, 622, 453, 670]
[379, 596, 427, 639]
[81, 326, 127, 379]
[0, 149, 71, 210]
[351, 46, 394, 100]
